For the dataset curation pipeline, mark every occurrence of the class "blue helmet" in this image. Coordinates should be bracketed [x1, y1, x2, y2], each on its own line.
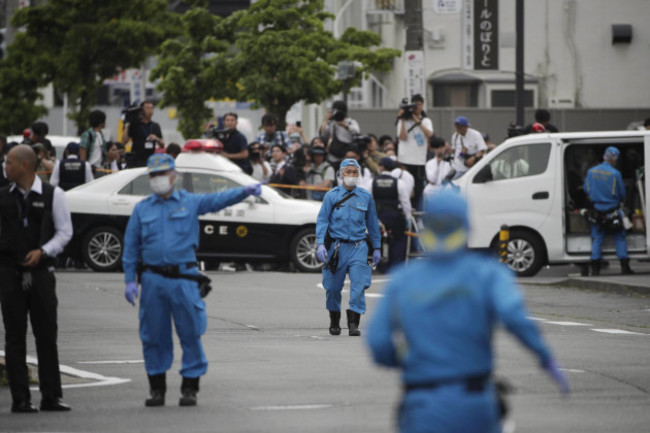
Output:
[420, 189, 469, 254]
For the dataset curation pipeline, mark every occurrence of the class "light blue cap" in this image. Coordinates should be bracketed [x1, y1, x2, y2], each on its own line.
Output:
[340, 158, 361, 169]
[146, 153, 175, 174]
[423, 189, 469, 234]
[604, 146, 620, 159]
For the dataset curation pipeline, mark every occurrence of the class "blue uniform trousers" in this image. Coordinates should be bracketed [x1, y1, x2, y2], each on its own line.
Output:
[590, 223, 629, 260]
[322, 241, 372, 314]
[399, 383, 501, 433]
[139, 270, 207, 378]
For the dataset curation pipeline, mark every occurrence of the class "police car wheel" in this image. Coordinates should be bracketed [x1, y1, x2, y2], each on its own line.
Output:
[505, 230, 545, 277]
[81, 226, 123, 272]
[289, 227, 320, 273]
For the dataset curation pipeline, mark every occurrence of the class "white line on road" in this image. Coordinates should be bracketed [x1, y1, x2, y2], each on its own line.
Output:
[591, 329, 648, 335]
[251, 404, 333, 411]
[77, 360, 144, 364]
[543, 321, 593, 326]
[0, 351, 132, 390]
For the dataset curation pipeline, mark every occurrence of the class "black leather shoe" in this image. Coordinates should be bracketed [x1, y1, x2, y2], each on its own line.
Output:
[179, 390, 197, 406]
[145, 390, 165, 407]
[11, 401, 38, 413]
[40, 398, 71, 411]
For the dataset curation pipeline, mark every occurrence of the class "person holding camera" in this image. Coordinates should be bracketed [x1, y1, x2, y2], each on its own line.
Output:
[121, 101, 165, 168]
[249, 141, 271, 182]
[450, 116, 487, 178]
[319, 100, 360, 172]
[396, 94, 434, 208]
[423, 136, 453, 196]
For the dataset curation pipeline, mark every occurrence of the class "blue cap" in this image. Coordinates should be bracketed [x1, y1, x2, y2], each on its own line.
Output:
[147, 153, 175, 174]
[423, 189, 469, 234]
[454, 116, 470, 127]
[65, 142, 80, 155]
[604, 146, 620, 159]
[340, 158, 361, 169]
[379, 156, 396, 170]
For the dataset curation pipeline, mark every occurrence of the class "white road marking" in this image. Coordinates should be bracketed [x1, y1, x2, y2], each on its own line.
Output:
[544, 321, 593, 326]
[251, 404, 333, 411]
[316, 278, 390, 290]
[591, 329, 648, 335]
[0, 351, 132, 390]
[562, 369, 586, 373]
[77, 360, 144, 364]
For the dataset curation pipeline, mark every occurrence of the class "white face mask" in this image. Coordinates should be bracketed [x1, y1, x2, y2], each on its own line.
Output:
[150, 175, 173, 195]
[343, 176, 359, 187]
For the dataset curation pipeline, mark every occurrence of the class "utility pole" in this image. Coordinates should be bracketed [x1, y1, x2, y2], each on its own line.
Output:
[515, 0, 525, 126]
[404, 0, 425, 100]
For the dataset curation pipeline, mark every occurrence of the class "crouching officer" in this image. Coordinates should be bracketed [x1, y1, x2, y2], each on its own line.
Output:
[370, 157, 411, 272]
[122, 154, 261, 407]
[583, 146, 633, 275]
[366, 190, 569, 433]
[316, 158, 381, 336]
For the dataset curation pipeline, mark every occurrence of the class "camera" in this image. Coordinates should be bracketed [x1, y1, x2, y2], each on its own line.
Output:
[352, 134, 371, 154]
[332, 109, 346, 122]
[507, 122, 526, 138]
[205, 126, 228, 142]
[399, 98, 417, 120]
[122, 103, 143, 125]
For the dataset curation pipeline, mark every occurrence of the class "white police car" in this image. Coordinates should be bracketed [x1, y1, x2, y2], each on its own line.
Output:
[63, 152, 322, 272]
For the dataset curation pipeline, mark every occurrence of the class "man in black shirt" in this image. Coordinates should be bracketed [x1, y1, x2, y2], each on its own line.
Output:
[220, 112, 252, 174]
[122, 101, 165, 167]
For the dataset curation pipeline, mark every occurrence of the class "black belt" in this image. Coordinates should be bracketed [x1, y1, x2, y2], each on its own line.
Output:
[335, 238, 365, 244]
[141, 262, 197, 276]
[140, 262, 212, 298]
[404, 374, 491, 393]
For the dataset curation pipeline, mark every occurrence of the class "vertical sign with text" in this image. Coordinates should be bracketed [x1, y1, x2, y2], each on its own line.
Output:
[473, 0, 498, 70]
[405, 50, 425, 101]
[461, 0, 474, 69]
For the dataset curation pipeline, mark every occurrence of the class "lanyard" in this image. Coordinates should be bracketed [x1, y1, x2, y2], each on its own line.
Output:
[141, 122, 153, 138]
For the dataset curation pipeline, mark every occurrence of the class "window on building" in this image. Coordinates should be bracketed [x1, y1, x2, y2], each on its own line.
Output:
[491, 90, 535, 107]
[432, 83, 480, 107]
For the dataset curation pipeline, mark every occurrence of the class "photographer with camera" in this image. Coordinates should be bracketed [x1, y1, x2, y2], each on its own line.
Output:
[121, 101, 164, 168]
[319, 100, 360, 172]
[423, 136, 453, 196]
[450, 116, 487, 178]
[396, 94, 434, 208]
[217, 112, 253, 175]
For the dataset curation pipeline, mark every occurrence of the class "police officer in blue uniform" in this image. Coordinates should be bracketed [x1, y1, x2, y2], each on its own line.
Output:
[366, 190, 569, 433]
[583, 146, 633, 275]
[122, 154, 261, 407]
[316, 158, 382, 336]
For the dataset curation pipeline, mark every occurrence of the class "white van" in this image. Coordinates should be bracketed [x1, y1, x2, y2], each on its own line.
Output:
[452, 130, 650, 276]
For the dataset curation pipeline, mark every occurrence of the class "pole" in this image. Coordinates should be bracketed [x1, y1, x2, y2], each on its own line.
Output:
[515, 0, 524, 126]
[404, 0, 423, 51]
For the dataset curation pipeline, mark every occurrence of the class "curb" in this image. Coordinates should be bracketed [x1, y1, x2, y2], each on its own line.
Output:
[523, 277, 650, 297]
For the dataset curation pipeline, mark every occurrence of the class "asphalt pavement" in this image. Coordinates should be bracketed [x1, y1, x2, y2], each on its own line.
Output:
[0, 260, 649, 432]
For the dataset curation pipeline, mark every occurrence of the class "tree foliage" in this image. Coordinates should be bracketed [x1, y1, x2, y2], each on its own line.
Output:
[150, 8, 237, 140]
[1, 0, 180, 135]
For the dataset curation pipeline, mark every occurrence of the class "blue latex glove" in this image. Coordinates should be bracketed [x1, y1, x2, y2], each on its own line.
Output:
[372, 249, 381, 267]
[317, 244, 328, 263]
[243, 183, 262, 196]
[543, 359, 570, 395]
[125, 282, 139, 306]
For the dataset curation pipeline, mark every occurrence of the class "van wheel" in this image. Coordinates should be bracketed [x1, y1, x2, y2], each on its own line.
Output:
[505, 230, 544, 277]
[290, 227, 321, 273]
[81, 226, 123, 272]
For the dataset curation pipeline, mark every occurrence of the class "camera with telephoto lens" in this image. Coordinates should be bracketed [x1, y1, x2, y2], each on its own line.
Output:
[123, 103, 143, 125]
[205, 126, 228, 142]
[399, 98, 417, 119]
[352, 134, 372, 154]
[332, 109, 346, 122]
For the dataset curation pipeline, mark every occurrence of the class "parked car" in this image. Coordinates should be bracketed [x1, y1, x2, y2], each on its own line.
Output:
[63, 152, 322, 272]
[452, 130, 650, 276]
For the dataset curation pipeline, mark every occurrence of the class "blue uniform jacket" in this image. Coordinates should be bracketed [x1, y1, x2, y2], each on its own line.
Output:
[366, 253, 553, 385]
[583, 161, 626, 212]
[123, 187, 247, 283]
[316, 185, 381, 249]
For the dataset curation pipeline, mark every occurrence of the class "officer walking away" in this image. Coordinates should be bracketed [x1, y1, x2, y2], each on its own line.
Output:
[316, 158, 381, 336]
[79, 109, 107, 173]
[583, 146, 633, 275]
[50, 142, 94, 190]
[122, 154, 261, 407]
[366, 190, 569, 433]
[122, 101, 165, 167]
[0, 144, 74, 413]
[368, 157, 411, 273]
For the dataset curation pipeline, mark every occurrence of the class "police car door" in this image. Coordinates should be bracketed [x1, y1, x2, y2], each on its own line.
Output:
[189, 170, 275, 258]
[465, 141, 557, 249]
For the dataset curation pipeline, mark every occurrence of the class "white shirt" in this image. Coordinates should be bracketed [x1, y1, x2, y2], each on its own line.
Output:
[251, 161, 272, 181]
[390, 167, 415, 198]
[450, 128, 487, 174]
[49, 155, 94, 188]
[396, 117, 433, 166]
[9, 176, 73, 257]
[423, 157, 453, 196]
[367, 172, 412, 217]
[89, 132, 104, 167]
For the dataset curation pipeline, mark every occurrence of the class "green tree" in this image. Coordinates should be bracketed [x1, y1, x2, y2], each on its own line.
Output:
[150, 7, 237, 140]
[4, 0, 181, 135]
[226, 0, 401, 128]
